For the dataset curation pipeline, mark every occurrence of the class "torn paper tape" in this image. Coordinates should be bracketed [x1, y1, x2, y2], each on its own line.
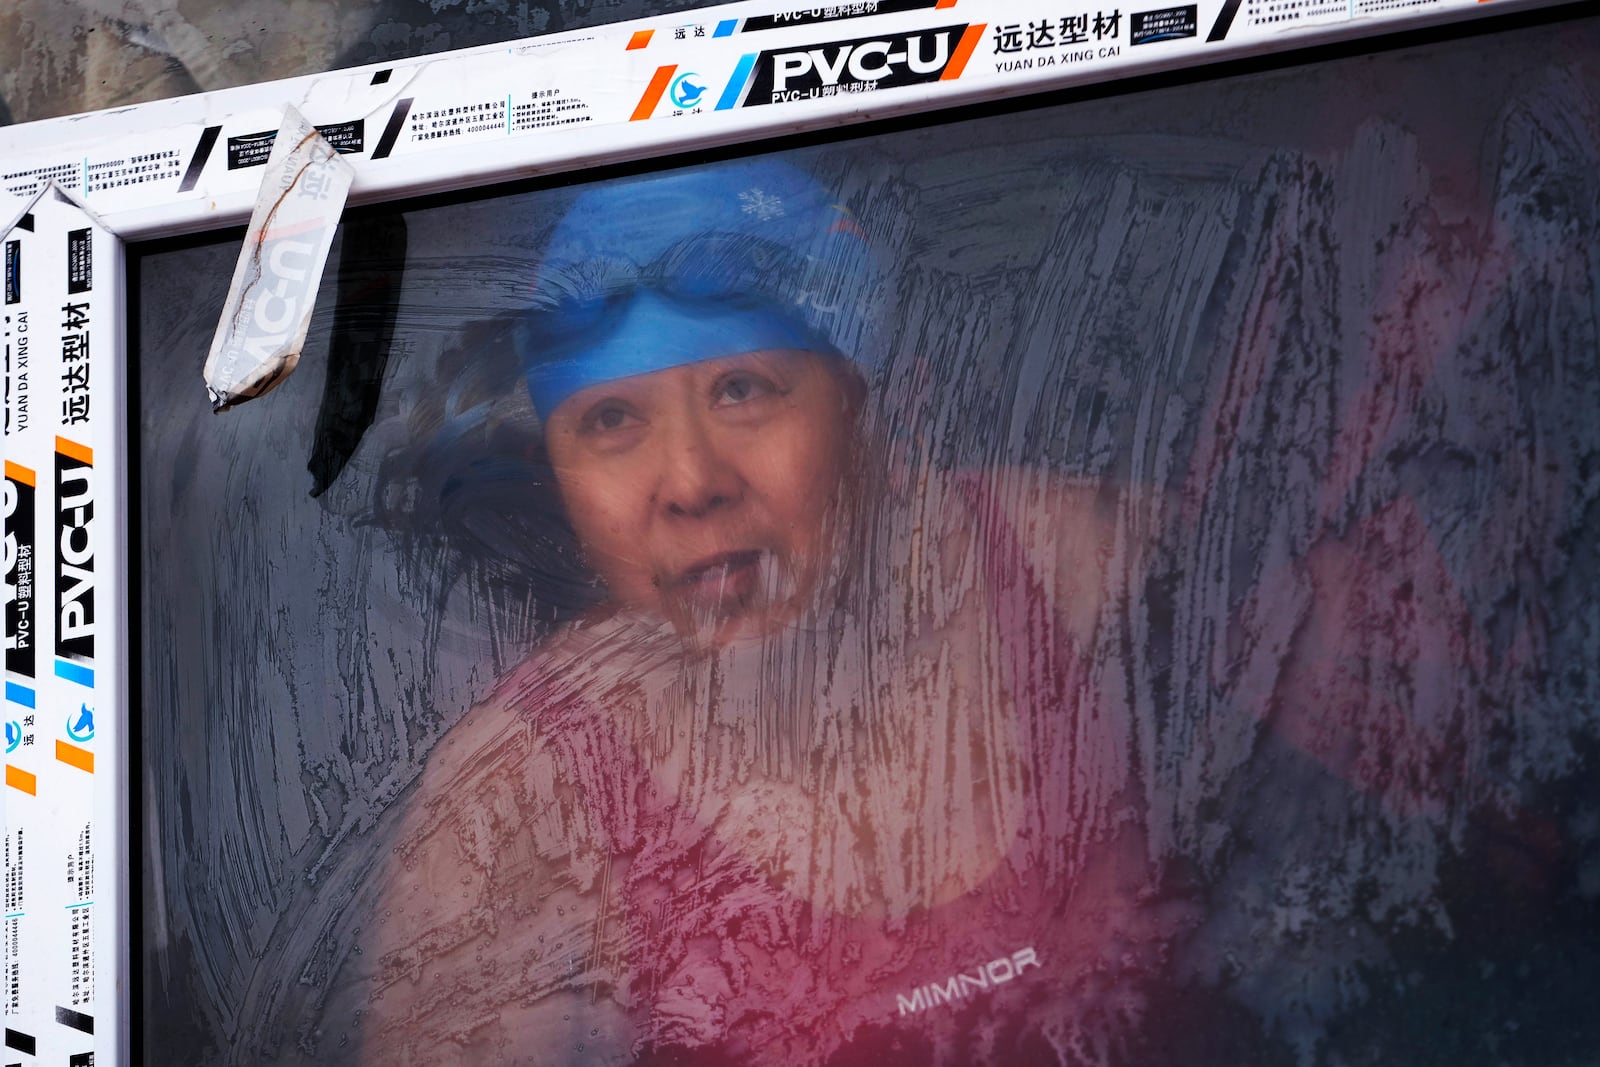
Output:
[201, 105, 354, 413]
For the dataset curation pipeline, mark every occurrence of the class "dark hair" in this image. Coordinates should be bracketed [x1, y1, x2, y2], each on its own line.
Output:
[366, 313, 601, 625]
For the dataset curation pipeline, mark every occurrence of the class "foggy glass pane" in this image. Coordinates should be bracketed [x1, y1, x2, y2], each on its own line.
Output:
[139, 14, 1600, 1065]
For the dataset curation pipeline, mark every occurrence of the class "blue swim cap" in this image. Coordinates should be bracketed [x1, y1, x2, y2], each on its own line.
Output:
[519, 158, 882, 419]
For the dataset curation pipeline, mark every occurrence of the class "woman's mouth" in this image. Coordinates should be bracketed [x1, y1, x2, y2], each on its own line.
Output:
[670, 550, 765, 613]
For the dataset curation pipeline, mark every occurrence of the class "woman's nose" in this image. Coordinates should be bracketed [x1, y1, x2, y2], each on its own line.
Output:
[657, 414, 742, 519]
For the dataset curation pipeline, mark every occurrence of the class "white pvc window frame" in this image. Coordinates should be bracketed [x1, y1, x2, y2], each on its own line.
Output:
[0, 0, 1570, 240]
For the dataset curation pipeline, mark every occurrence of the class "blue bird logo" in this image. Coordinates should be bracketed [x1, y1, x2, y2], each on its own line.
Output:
[670, 73, 707, 109]
[66, 704, 94, 743]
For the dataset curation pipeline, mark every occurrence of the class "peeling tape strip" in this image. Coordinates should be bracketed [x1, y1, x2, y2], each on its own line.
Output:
[201, 105, 354, 412]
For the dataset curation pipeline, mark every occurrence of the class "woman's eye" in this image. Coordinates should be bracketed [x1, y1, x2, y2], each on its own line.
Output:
[580, 402, 640, 434]
[713, 373, 777, 407]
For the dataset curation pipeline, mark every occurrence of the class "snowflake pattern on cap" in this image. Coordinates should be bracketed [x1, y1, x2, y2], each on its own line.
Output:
[739, 187, 785, 221]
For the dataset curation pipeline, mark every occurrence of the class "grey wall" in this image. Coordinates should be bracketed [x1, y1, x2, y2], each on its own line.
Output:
[1, 0, 712, 126]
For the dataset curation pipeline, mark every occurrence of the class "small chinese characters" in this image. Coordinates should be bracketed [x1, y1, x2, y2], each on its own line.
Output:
[4, 828, 20, 1014]
[411, 100, 508, 141]
[60, 301, 90, 427]
[785, 2, 881, 19]
[298, 162, 340, 202]
[512, 89, 594, 132]
[993, 12, 1124, 52]
[3, 161, 77, 198]
[10, 714, 34, 751]
[85, 150, 182, 194]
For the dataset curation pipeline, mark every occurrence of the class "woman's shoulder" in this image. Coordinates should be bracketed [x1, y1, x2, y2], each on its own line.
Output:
[327, 619, 668, 1065]
[414, 611, 681, 787]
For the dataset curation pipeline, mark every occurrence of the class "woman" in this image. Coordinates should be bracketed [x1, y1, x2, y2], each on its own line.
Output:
[315, 158, 1150, 1066]
[521, 158, 880, 652]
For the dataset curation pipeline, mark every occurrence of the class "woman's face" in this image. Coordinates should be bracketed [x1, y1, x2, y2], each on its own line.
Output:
[543, 348, 858, 646]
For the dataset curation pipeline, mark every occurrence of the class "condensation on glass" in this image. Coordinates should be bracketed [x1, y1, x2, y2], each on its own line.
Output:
[137, 14, 1600, 1067]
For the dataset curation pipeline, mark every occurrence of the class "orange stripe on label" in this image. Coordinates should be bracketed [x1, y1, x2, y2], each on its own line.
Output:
[935, 0, 959, 7]
[55, 436, 93, 465]
[941, 23, 985, 81]
[631, 65, 677, 121]
[627, 29, 654, 49]
[56, 739, 93, 774]
[6, 764, 37, 794]
[3, 461, 34, 486]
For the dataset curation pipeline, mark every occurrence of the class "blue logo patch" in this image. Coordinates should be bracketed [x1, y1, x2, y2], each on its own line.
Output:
[66, 703, 94, 743]
[4, 721, 18, 753]
[670, 72, 707, 109]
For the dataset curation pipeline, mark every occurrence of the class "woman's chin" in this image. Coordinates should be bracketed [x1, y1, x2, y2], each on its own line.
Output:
[667, 597, 793, 652]
[655, 553, 809, 650]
